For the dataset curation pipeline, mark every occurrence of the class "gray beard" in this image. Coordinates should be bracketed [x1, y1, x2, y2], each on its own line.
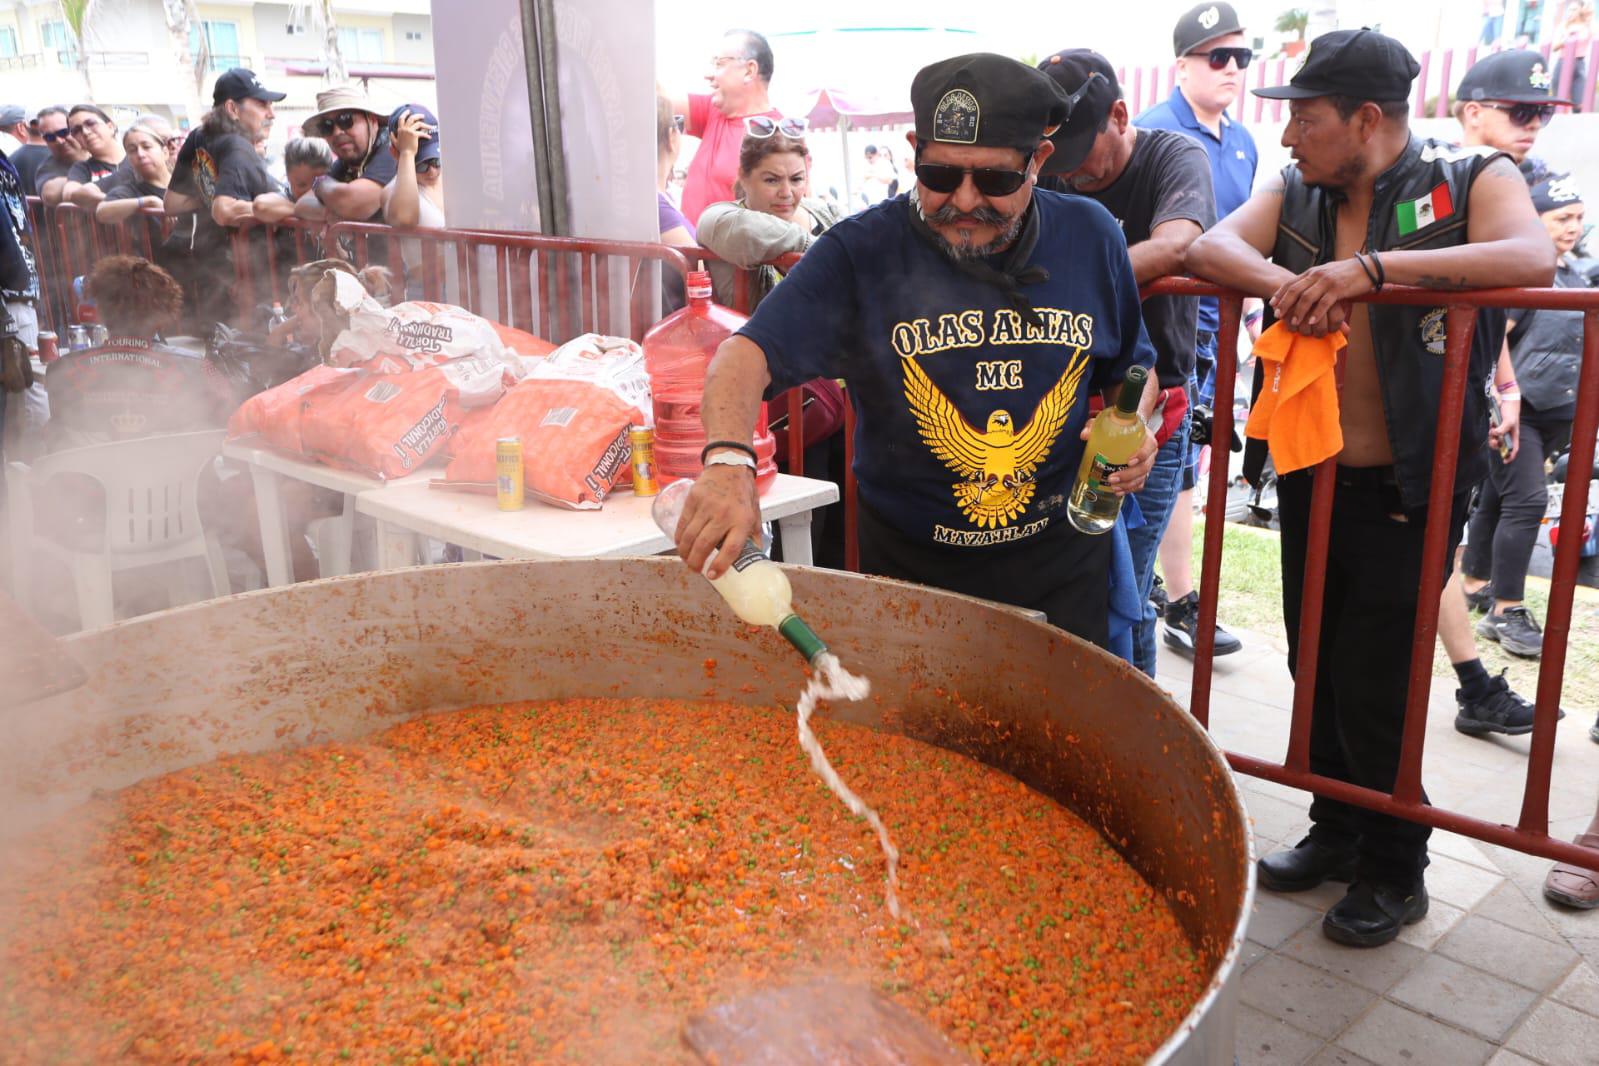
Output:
[910, 186, 1022, 261]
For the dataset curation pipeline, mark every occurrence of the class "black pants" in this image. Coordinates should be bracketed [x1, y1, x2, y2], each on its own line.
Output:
[1277, 466, 1470, 884]
[1463, 408, 1572, 603]
[856, 501, 1111, 648]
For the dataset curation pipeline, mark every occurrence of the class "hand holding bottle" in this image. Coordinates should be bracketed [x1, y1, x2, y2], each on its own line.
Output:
[673, 460, 762, 579]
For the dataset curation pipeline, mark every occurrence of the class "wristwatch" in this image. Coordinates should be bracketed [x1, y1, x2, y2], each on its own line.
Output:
[704, 451, 757, 473]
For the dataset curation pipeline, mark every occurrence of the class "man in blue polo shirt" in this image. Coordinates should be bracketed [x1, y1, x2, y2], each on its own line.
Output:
[672, 53, 1159, 648]
[1136, 0, 1258, 660]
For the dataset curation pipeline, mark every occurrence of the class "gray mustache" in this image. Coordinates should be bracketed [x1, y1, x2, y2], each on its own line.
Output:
[923, 203, 1009, 227]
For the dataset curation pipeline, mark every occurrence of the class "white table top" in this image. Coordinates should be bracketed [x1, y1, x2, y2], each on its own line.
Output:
[354, 473, 839, 561]
[223, 437, 441, 494]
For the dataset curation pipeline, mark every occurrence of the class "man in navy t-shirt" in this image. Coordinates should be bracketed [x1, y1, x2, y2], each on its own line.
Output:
[673, 53, 1158, 647]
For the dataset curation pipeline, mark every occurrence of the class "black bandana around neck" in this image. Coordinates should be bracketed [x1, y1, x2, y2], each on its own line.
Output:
[907, 193, 1049, 329]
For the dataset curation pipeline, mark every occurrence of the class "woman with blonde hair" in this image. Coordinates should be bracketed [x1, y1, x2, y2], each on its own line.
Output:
[94, 117, 179, 222]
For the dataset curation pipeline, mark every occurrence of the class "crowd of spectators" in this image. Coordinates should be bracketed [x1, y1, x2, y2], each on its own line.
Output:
[1, 7, 1597, 939]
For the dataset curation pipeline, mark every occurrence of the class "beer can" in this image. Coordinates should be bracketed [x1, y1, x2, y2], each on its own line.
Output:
[36, 331, 58, 364]
[67, 324, 90, 351]
[90, 323, 109, 347]
[495, 437, 524, 511]
[629, 426, 659, 497]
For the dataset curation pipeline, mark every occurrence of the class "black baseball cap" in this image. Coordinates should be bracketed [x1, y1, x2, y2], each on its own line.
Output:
[389, 104, 440, 164]
[1174, 2, 1245, 57]
[1254, 29, 1419, 102]
[1456, 49, 1573, 105]
[213, 67, 287, 106]
[911, 53, 1071, 152]
[1530, 172, 1582, 213]
[1036, 50, 1121, 176]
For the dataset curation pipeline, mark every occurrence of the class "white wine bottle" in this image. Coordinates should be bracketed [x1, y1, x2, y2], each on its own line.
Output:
[652, 479, 827, 663]
[1068, 365, 1150, 535]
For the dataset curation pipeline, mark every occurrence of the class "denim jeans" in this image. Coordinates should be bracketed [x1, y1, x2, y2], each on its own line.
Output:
[1127, 408, 1192, 677]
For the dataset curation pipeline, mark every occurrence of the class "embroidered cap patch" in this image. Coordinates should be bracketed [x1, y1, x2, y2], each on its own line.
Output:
[933, 89, 980, 144]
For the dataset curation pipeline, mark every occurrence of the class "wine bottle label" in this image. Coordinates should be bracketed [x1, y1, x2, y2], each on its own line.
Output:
[731, 542, 767, 573]
[1086, 453, 1126, 494]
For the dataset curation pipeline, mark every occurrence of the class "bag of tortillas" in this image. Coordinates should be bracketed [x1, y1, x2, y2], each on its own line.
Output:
[323, 270, 555, 372]
[444, 334, 653, 509]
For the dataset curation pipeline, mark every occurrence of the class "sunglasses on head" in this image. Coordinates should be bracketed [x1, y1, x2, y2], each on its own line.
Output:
[1485, 102, 1557, 127]
[913, 153, 1030, 198]
[310, 110, 362, 137]
[744, 116, 808, 139]
[1190, 46, 1253, 70]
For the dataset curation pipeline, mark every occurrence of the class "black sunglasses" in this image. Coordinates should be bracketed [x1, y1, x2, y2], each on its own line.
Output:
[1191, 46, 1254, 70]
[1485, 102, 1557, 127]
[914, 155, 1029, 198]
[672, 114, 685, 133]
[43, 129, 71, 143]
[416, 158, 440, 173]
[310, 110, 362, 137]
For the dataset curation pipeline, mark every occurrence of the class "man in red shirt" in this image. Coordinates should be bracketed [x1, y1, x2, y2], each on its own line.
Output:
[672, 29, 781, 226]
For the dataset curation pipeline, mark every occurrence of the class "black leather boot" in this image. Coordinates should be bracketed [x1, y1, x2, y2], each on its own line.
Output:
[1257, 836, 1358, 892]
[1323, 880, 1429, 947]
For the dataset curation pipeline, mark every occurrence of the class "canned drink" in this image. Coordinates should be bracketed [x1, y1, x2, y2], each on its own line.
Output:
[90, 323, 109, 347]
[67, 324, 90, 351]
[496, 437, 524, 511]
[629, 426, 659, 497]
[36, 331, 58, 364]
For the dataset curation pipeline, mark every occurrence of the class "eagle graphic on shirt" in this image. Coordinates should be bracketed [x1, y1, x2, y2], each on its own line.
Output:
[902, 349, 1090, 528]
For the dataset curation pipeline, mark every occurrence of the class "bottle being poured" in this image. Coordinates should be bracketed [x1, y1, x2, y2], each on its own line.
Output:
[653, 478, 901, 918]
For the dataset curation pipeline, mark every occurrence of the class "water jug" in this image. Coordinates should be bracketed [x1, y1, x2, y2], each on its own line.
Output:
[643, 270, 777, 489]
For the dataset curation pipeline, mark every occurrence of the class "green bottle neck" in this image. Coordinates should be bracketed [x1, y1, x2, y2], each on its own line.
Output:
[777, 614, 827, 664]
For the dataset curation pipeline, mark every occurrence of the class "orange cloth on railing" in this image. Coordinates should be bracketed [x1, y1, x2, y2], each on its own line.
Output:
[1244, 323, 1346, 475]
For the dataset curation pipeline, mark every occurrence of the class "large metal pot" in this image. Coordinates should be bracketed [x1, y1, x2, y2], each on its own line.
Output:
[0, 559, 1253, 1064]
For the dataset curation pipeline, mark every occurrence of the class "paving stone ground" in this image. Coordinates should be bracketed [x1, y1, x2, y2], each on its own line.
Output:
[1156, 627, 1599, 1065]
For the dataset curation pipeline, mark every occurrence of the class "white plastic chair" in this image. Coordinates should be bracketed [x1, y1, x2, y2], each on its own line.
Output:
[6, 430, 230, 630]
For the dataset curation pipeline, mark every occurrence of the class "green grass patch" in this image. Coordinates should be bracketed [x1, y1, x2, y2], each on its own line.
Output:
[1169, 520, 1599, 713]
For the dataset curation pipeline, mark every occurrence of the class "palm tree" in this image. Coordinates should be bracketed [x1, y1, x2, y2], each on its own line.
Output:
[57, 0, 212, 126]
[55, 0, 96, 100]
[1275, 8, 1309, 42]
[160, 0, 209, 125]
[291, 0, 348, 85]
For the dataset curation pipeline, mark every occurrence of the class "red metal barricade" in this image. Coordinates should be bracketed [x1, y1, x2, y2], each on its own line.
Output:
[19, 195, 1599, 874]
[1145, 276, 1599, 874]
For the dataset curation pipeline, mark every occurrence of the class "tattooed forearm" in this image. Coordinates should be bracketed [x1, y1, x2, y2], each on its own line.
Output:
[1415, 274, 1472, 290]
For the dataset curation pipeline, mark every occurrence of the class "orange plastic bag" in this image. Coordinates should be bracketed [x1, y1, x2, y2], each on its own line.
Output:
[226, 364, 357, 456]
[445, 378, 642, 509]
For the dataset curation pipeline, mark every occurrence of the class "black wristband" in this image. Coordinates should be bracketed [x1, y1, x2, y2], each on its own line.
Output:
[1368, 250, 1386, 291]
[1354, 252, 1380, 292]
[700, 440, 758, 464]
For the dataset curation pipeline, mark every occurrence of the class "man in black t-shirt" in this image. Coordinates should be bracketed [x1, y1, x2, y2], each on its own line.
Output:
[1038, 49, 1216, 678]
[293, 86, 397, 225]
[30, 107, 84, 196]
[164, 67, 290, 328]
[3, 107, 47, 195]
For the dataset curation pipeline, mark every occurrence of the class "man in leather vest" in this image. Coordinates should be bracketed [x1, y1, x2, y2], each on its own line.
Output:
[1186, 29, 1555, 948]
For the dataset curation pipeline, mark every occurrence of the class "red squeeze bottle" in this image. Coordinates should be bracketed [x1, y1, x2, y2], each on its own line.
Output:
[643, 270, 777, 490]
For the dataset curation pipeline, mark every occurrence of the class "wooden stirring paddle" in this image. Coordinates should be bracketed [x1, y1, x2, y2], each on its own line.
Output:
[683, 978, 976, 1065]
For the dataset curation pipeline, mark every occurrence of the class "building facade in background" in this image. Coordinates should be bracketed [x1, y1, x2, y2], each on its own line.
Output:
[0, 0, 435, 135]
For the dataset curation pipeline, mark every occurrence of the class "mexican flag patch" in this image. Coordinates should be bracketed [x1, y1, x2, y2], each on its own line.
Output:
[1396, 182, 1454, 236]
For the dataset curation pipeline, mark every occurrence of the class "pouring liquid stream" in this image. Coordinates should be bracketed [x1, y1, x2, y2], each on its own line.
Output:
[652, 479, 901, 917]
[796, 653, 901, 920]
